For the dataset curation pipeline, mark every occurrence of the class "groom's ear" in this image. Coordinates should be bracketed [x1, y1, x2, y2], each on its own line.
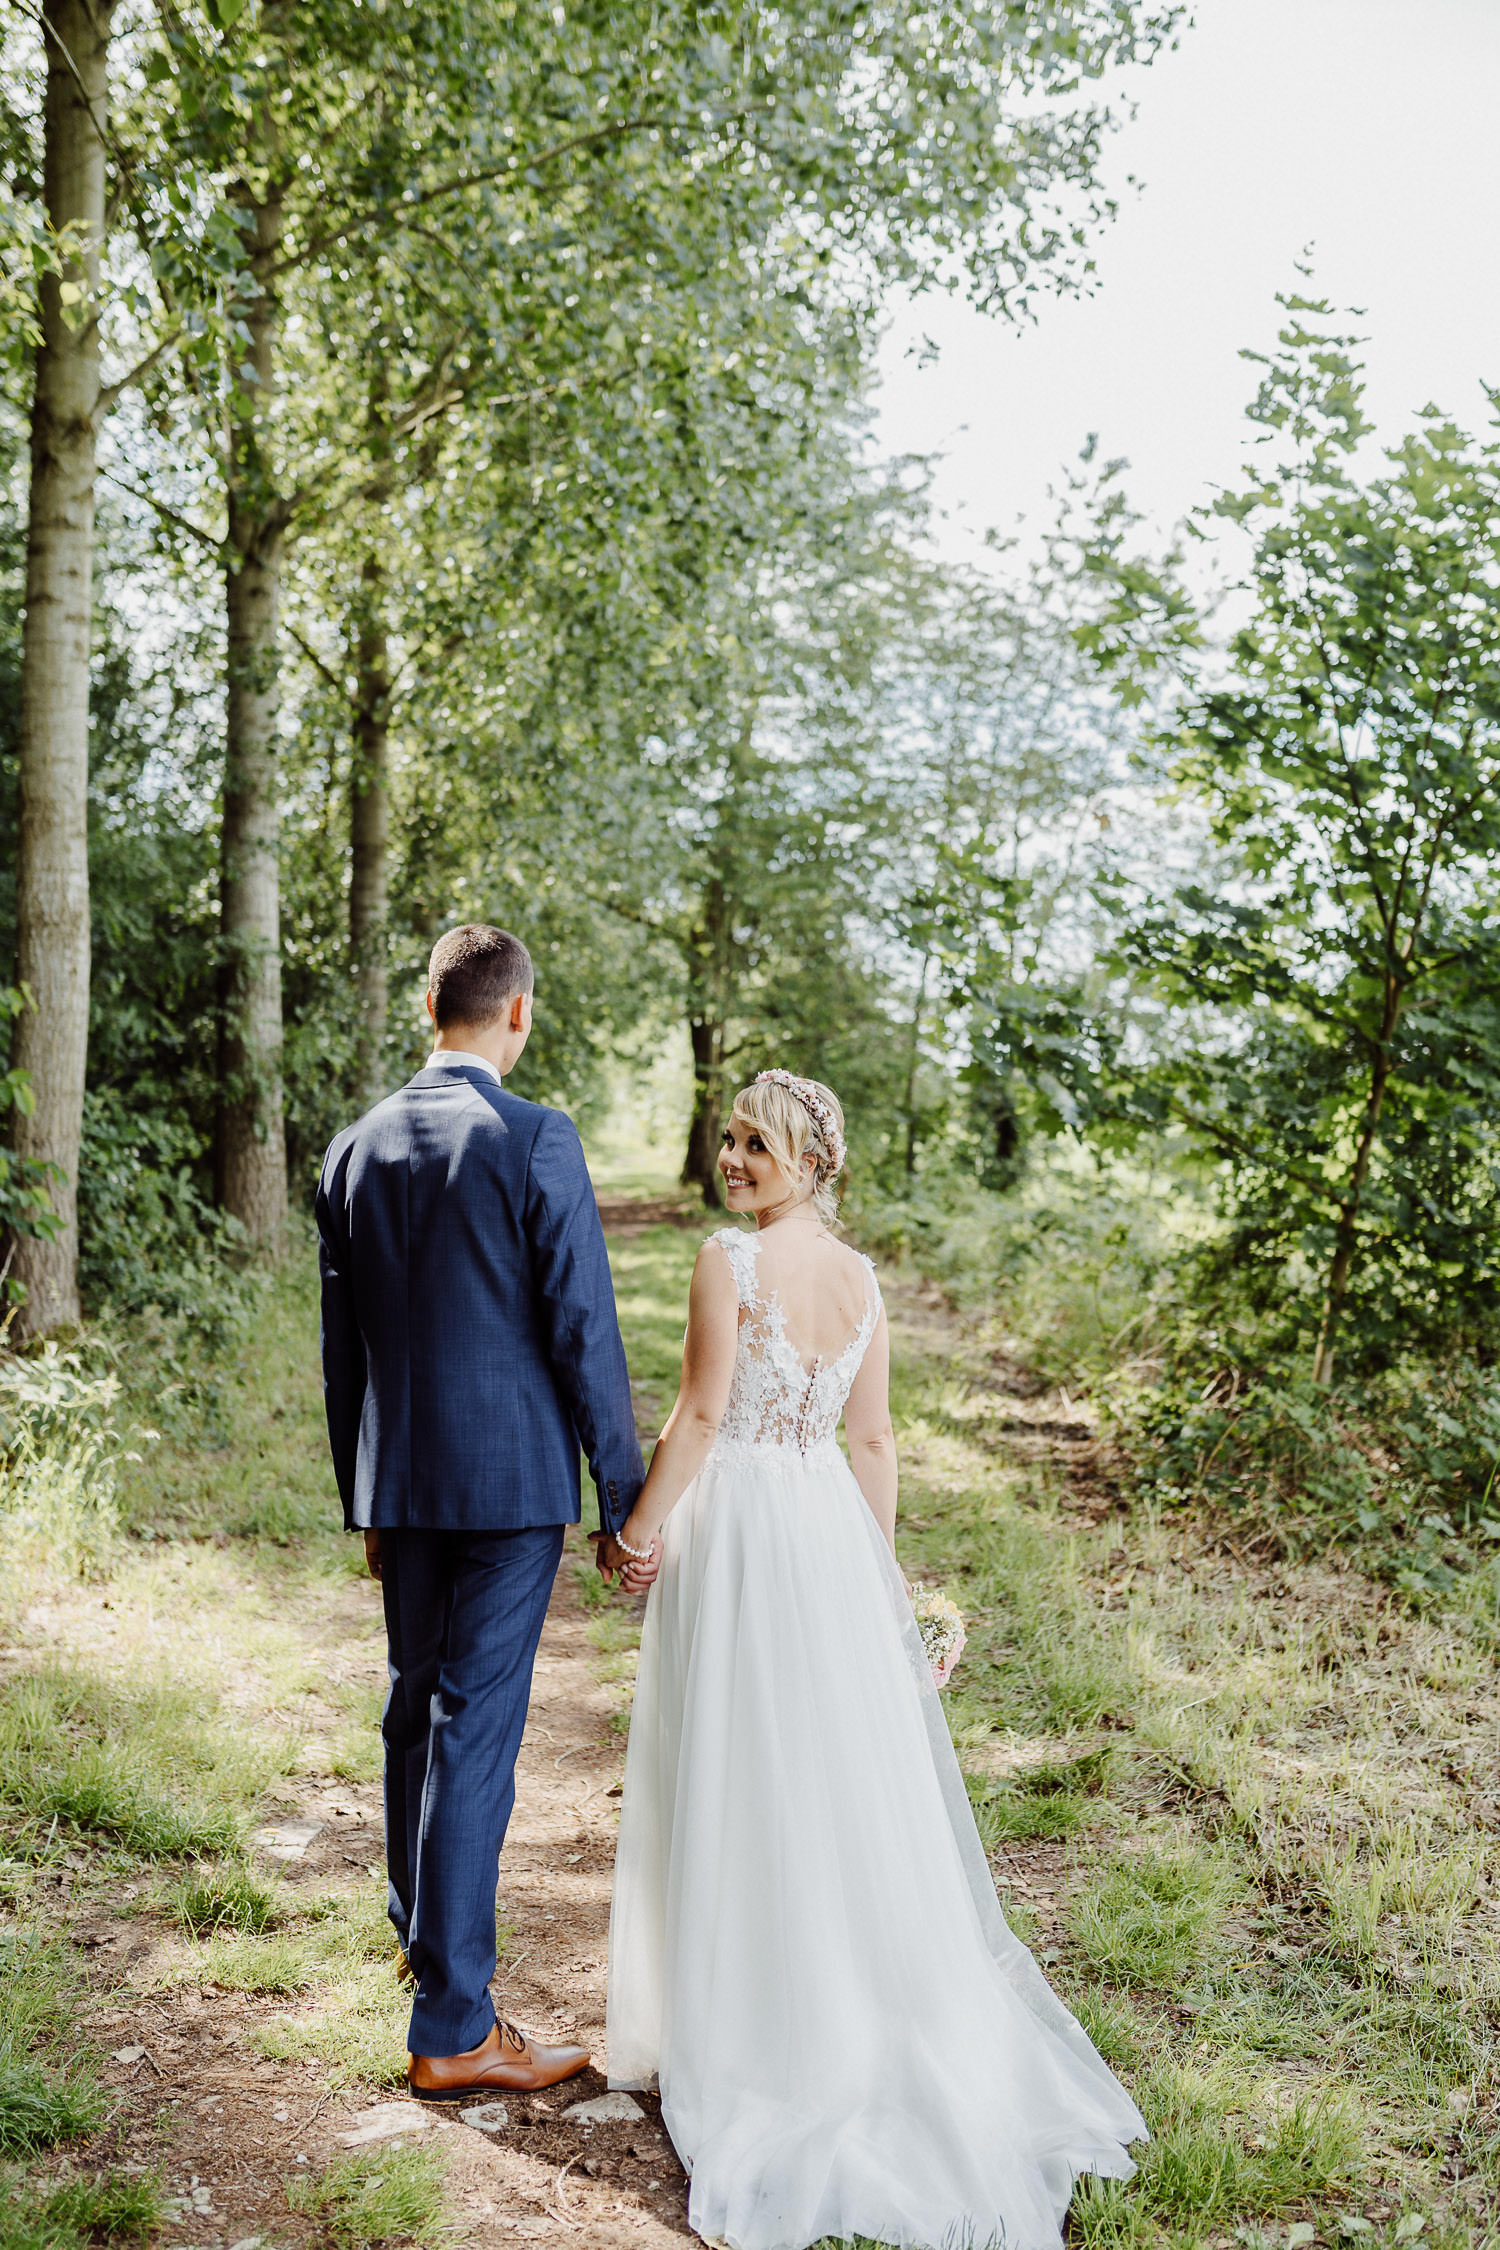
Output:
[425, 991, 436, 1024]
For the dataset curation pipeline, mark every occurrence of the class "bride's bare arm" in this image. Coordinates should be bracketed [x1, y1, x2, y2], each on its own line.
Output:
[844, 1309, 897, 1554]
[615, 1241, 740, 1572]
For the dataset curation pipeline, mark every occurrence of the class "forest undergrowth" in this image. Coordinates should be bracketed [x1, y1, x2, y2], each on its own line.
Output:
[0, 1209, 1491, 2248]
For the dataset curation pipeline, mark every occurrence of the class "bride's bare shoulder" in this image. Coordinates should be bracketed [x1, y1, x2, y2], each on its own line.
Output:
[821, 1233, 875, 1283]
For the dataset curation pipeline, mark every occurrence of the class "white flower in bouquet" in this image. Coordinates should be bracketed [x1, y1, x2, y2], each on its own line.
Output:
[910, 1585, 966, 1690]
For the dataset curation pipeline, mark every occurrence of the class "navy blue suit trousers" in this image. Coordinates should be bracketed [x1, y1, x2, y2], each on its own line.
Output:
[381, 1523, 565, 2056]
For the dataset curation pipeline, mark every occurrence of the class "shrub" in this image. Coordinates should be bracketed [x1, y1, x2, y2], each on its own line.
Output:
[0, 1346, 133, 1587]
[76, 1089, 249, 1342]
[1124, 1352, 1500, 1591]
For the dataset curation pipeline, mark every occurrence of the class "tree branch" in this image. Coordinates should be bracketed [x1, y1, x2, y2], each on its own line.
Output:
[96, 322, 181, 416]
[97, 464, 223, 557]
[267, 112, 695, 281]
[1165, 1093, 1346, 1209]
[587, 888, 675, 942]
[284, 621, 348, 699]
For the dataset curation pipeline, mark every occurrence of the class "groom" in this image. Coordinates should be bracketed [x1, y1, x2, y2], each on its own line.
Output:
[317, 924, 647, 2099]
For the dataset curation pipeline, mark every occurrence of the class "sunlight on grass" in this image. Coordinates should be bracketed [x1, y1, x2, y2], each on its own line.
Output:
[171, 1857, 281, 1936]
[583, 1053, 692, 1200]
[0, 1925, 106, 2158]
[1074, 2060, 1363, 2242]
[247, 1881, 415, 2086]
[287, 2141, 450, 2249]
[0, 1665, 295, 1858]
[1070, 1842, 1247, 1993]
[1311, 1827, 1485, 1962]
[968, 1750, 1113, 1849]
[328, 1677, 386, 1785]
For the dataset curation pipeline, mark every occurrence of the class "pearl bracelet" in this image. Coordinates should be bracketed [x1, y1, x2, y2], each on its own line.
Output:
[614, 1529, 654, 1562]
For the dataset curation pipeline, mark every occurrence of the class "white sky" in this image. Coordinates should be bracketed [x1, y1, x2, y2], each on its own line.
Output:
[874, 0, 1500, 564]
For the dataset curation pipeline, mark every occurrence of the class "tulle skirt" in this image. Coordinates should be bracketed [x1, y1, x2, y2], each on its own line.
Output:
[606, 1438, 1146, 2250]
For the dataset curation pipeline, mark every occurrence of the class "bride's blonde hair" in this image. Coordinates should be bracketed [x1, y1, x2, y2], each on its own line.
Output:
[729, 1071, 846, 1226]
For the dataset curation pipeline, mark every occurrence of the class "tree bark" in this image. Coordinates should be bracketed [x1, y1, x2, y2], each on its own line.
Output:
[681, 873, 730, 1206]
[349, 552, 390, 1111]
[348, 344, 393, 1113]
[682, 1016, 727, 1206]
[11, 0, 113, 1334]
[903, 950, 929, 1178]
[1312, 977, 1402, 1386]
[216, 186, 289, 1243]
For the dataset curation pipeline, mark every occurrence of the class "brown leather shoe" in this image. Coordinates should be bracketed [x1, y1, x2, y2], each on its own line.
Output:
[407, 2017, 590, 2102]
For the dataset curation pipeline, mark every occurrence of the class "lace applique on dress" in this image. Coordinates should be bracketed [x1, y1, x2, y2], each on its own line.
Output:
[710, 1226, 880, 1455]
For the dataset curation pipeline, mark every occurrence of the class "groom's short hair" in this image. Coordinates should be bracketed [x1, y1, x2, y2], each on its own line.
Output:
[428, 925, 534, 1028]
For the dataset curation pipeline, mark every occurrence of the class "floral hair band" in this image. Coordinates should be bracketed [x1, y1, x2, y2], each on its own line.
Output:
[752, 1069, 847, 1176]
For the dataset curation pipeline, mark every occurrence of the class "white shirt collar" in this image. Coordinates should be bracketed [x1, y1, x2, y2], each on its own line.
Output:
[425, 1048, 503, 1085]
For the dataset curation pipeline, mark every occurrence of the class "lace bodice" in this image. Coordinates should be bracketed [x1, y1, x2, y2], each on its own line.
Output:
[710, 1226, 881, 1454]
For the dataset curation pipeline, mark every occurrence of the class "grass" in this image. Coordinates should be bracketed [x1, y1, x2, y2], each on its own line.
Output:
[1072, 2066, 1364, 2244]
[248, 1881, 415, 2085]
[0, 2169, 165, 2249]
[112, 1231, 337, 1548]
[0, 1928, 106, 2159]
[0, 1664, 294, 1858]
[968, 1749, 1112, 1845]
[329, 1678, 387, 1784]
[0, 1236, 386, 2216]
[1070, 1840, 1247, 1992]
[170, 1856, 280, 1935]
[605, 1221, 708, 1451]
[286, 2142, 450, 2249]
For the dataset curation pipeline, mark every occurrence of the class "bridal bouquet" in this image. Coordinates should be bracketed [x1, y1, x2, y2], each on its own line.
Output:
[910, 1585, 966, 1690]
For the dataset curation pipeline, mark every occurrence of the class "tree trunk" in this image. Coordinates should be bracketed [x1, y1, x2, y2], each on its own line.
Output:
[1312, 981, 1401, 1386]
[682, 1016, 726, 1206]
[349, 554, 390, 1111]
[349, 346, 393, 1113]
[903, 950, 930, 1178]
[216, 187, 288, 1243]
[680, 866, 731, 1206]
[10, 0, 113, 1334]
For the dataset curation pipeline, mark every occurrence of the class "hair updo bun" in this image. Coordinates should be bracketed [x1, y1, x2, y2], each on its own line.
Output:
[729, 1071, 846, 1225]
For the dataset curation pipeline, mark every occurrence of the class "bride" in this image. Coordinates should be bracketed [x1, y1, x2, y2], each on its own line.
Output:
[603, 1069, 1145, 2250]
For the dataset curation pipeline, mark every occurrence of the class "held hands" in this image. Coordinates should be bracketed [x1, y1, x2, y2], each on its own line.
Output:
[592, 1522, 663, 1594]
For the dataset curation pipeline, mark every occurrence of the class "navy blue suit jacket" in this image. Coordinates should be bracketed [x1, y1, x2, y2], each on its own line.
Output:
[316, 1065, 643, 1538]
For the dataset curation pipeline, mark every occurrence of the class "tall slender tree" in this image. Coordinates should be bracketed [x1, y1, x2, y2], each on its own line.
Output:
[11, 0, 115, 1332]
[216, 143, 288, 1234]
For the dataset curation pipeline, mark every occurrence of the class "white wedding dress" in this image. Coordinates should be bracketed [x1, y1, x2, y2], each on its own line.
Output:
[606, 1226, 1145, 2250]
